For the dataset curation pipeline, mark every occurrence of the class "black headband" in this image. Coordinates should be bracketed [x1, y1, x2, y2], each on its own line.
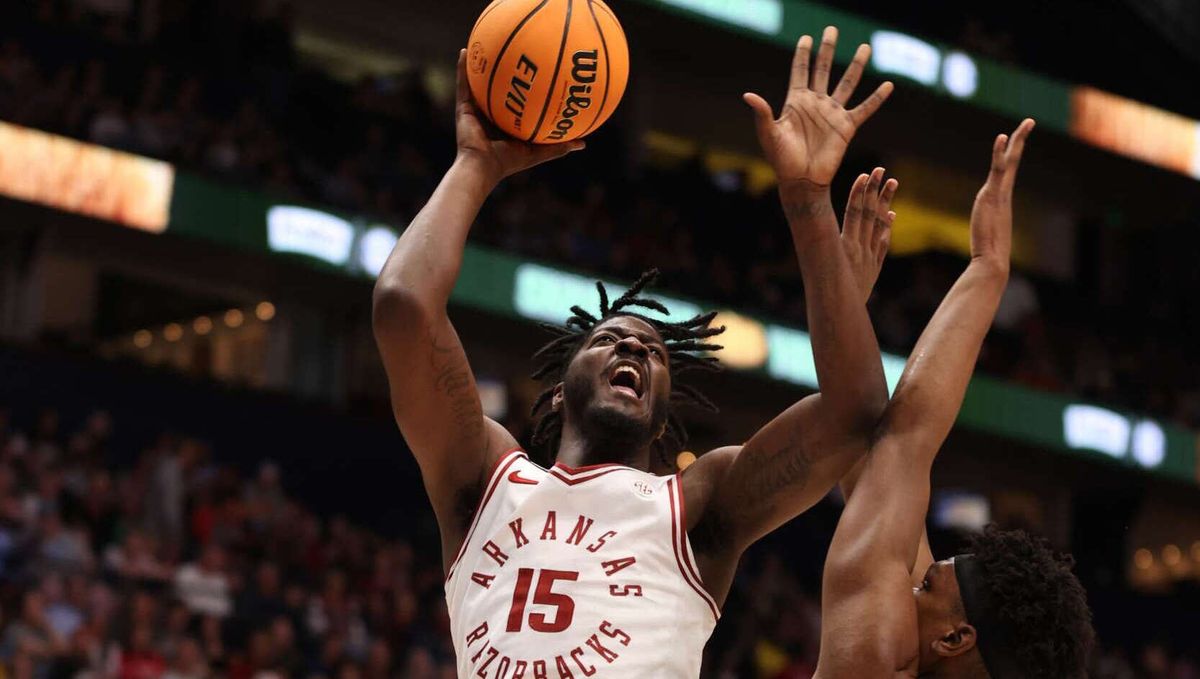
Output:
[954, 554, 1024, 679]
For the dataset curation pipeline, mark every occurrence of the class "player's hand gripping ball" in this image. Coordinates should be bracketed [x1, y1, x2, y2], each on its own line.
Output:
[466, 0, 630, 144]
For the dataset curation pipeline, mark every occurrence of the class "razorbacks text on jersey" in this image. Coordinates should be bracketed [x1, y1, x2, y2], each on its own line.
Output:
[445, 449, 719, 678]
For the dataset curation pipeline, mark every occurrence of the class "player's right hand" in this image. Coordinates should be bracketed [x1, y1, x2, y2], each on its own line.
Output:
[453, 49, 585, 185]
[743, 26, 893, 190]
[841, 167, 898, 305]
[969, 118, 1035, 274]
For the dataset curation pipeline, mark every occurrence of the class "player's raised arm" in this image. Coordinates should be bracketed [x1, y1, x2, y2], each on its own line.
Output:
[689, 28, 894, 556]
[372, 50, 583, 570]
[817, 120, 1035, 676]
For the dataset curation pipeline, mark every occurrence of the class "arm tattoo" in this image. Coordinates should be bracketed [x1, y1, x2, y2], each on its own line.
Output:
[429, 329, 484, 447]
[736, 426, 816, 508]
[748, 440, 814, 498]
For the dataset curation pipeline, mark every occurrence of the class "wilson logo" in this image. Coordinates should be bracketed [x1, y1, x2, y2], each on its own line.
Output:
[548, 50, 598, 141]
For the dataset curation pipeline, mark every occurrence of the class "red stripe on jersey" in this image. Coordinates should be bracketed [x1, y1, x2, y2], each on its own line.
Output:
[674, 472, 713, 606]
[667, 478, 720, 620]
[445, 448, 526, 583]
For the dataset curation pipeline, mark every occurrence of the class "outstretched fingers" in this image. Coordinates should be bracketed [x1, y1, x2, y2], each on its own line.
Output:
[1004, 118, 1036, 175]
[875, 178, 898, 246]
[811, 26, 838, 94]
[532, 139, 585, 163]
[843, 173, 870, 240]
[861, 168, 884, 247]
[989, 133, 1009, 178]
[832, 44, 871, 105]
[789, 35, 813, 95]
[870, 178, 897, 270]
[743, 92, 776, 142]
[877, 178, 898, 228]
[848, 81, 894, 128]
[875, 213, 893, 268]
[990, 118, 1036, 184]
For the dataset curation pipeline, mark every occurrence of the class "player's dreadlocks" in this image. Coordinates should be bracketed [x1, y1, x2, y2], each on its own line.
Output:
[529, 269, 725, 464]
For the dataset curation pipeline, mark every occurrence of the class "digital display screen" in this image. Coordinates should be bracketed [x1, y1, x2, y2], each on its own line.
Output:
[0, 121, 173, 232]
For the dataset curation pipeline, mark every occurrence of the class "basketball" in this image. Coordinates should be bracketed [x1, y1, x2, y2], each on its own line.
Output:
[466, 0, 630, 144]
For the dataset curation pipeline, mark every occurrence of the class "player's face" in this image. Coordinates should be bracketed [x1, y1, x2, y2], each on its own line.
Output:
[560, 316, 671, 448]
[912, 558, 967, 670]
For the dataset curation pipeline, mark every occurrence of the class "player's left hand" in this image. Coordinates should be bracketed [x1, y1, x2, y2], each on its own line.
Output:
[744, 26, 893, 190]
[842, 167, 898, 304]
[969, 118, 1035, 274]
[453, 49, 584, 186]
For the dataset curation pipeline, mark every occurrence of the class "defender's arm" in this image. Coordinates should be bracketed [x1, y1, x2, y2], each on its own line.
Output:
[817, 120, 1034, 676]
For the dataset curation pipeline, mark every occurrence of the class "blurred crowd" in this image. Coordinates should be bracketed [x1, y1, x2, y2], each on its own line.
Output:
[0, 399, 1196, 679]
[0, 405, 463, 679]
[2, 0, 1200, 430]
[1, 398, 1198, 679]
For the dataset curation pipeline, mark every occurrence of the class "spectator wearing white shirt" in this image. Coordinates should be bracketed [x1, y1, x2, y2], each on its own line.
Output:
[175, 544, 231, 618]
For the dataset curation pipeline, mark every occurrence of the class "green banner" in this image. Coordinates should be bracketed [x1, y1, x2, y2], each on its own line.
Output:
[162, 170, 1199, 485]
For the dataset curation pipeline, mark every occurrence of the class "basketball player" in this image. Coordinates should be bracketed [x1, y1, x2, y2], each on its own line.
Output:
[373, 27, 894, 677]
[814, 118, 1096, 678]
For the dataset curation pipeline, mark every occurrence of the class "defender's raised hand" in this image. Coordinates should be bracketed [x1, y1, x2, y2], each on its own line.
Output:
[744, 27, 893, 189]
[842, 167, 898, 304]
[970, 118, 1035, 272]
[454, 50, 584, 186]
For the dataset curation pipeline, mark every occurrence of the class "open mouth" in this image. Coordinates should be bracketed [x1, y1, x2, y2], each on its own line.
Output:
[608, 364, 644, 400]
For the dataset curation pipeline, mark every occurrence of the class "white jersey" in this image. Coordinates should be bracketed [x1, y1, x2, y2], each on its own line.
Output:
[445, 449, 719, 678]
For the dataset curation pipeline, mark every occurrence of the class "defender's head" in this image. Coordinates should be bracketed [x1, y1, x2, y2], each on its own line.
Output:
[913, 526, 1095, 679]
[530, 269, 725, 467]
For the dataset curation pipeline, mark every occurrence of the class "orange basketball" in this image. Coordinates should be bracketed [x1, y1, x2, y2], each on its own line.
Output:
[466, 0, 630, 144]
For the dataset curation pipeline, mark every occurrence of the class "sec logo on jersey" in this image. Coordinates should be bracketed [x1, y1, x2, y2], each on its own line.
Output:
[631, 480, 655, 499]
